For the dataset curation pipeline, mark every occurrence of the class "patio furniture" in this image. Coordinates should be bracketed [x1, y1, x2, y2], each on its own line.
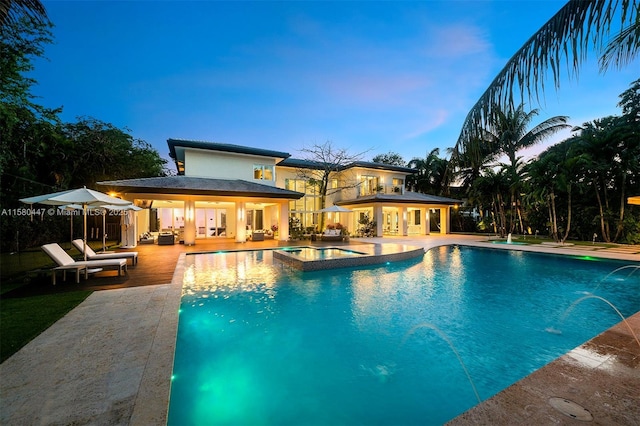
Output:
[252, 231, 265, 241]
[321, 229, 343, 242]
[158, 233, 175, 245]
[41, 243, 127, 285]
[72, 239, 138, 265]
[139, 233, 154, 244]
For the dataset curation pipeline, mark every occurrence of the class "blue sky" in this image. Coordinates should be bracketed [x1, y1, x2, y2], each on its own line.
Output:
[33, 1, 638, 171]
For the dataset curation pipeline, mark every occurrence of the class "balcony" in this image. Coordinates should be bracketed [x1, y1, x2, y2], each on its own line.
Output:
[358, 184, 404, 197]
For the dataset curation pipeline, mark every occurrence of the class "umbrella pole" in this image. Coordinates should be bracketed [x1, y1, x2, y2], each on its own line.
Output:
[83, 204, 88, 261]
[102, 210, 106, 252]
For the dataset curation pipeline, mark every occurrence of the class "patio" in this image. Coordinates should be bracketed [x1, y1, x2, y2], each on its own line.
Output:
[0, 235, 638, 425]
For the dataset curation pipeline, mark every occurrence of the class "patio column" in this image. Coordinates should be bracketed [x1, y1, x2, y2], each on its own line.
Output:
[400, 206, 408, 236]
[184, 200, 196, 245]
[442, 206, 451, 234]
[373, 204, 383, 237]
[278, 202, 289, 241]
[236, 202, 247, 242]
[426, 209, 431, 235]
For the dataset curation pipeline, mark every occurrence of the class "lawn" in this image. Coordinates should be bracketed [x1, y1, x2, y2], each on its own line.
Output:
[0, 241, 112, 363]
[0, 290, 92, 363]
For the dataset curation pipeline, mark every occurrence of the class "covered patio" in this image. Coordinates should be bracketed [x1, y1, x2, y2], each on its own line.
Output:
[97, 176, 304, 246]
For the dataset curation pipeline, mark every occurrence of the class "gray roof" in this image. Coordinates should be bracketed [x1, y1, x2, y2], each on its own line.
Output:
[278, 158, 416, 174]
[168, 139, 292, 175]
[277, 158, 337, 170]
[168, 139, 290, 160]
[342, 161, 416, 174]
[337, 191, 461, 206]
[97, 176, 304, 199]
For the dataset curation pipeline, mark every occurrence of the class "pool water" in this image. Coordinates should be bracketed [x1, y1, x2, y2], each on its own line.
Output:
[168, 246, 639, 425]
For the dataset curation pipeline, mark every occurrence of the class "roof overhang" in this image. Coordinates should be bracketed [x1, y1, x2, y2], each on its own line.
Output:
[336, 191, 461, 206]
[168, 139, 291, 175]
[97, 176, 304, 199]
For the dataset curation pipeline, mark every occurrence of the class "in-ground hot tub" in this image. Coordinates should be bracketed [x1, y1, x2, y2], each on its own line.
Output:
[273, 245, 424, 271]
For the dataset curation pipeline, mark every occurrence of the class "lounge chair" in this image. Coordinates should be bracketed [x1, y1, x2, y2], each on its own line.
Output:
[72, 239, 138, 265]
[41, 243, 127, 285]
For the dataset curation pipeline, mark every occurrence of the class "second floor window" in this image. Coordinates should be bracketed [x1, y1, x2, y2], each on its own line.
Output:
[254, 165, 274, 181]
[361, 175, 379, 195]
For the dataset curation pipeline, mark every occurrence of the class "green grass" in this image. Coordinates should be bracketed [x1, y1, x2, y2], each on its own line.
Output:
[0, 290, 92, 363]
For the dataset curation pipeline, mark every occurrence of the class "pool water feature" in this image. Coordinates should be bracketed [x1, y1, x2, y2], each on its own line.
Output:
[168, 246, 639, 425]
[491, 240, 529, 245]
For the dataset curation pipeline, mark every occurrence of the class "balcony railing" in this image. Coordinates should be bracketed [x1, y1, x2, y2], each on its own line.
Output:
[359, 184, 404, 197]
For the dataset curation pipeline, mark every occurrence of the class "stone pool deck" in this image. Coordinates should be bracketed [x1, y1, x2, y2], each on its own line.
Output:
[0, 235, 638, 425]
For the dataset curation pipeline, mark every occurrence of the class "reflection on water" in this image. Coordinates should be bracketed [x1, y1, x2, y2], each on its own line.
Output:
[183, 251, 279, 296]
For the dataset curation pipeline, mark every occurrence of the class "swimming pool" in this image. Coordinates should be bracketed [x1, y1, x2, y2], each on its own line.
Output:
[168, 245, 639, 425]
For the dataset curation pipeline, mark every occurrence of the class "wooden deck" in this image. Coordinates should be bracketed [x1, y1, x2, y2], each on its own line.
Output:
[22, 238, 365, 293]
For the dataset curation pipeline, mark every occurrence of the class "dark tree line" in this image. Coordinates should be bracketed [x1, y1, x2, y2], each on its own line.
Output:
[1, 17, 167, 251]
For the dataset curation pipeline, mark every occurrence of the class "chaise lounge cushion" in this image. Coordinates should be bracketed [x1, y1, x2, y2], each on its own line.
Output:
[41, 243, 127, 284]
[321, 229, 343, 241]
[72, 239, 138, 265]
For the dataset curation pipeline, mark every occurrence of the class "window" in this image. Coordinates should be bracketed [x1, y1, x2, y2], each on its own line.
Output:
[392, 178, 404, 193]
[253, 165, 274, 181]
[286, 178, 321, 228]
[360, 175, 379, 195]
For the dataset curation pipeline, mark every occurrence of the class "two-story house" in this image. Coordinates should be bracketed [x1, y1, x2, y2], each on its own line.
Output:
[98, 139, 460, 245]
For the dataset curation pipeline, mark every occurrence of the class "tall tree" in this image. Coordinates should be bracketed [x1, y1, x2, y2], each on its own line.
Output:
[484, 104, 570, 232]
[297, 141, 367, 230]
[572, 112, 639, 243]
[372, 152, 405, 166]
[407, 148, 451, 195]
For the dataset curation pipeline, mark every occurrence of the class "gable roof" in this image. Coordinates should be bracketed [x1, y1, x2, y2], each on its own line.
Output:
[97, 176, 304, 199]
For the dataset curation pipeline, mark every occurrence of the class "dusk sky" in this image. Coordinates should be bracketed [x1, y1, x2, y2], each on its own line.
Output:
[33, 1, 639, 172]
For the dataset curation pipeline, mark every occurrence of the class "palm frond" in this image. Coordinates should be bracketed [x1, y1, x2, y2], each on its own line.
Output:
[0, 0, 48, 27]
[455, 0, 638, 154]
[600, 15, 640, 70]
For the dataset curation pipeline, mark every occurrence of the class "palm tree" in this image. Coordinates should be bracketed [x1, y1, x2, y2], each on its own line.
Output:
[482, 103, 570, 233]
[455, 0, 639, 154]
[572, 114, 639, 242]
[1, 0, 48, 26]
[487, 104, 570, 169]
[471, 169, 510, 236]
[407, 148, 450, 195]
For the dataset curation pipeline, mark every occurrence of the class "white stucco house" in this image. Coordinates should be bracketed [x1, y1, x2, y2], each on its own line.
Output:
[98, 139, 460, 245]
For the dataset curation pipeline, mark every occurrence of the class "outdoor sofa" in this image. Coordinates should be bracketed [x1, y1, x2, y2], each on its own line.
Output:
[321, 229, 344, 242]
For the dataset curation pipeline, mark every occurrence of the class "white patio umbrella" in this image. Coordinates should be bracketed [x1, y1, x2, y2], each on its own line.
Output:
[318, 205, 353, 213]
[20, 187, 131, 260]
